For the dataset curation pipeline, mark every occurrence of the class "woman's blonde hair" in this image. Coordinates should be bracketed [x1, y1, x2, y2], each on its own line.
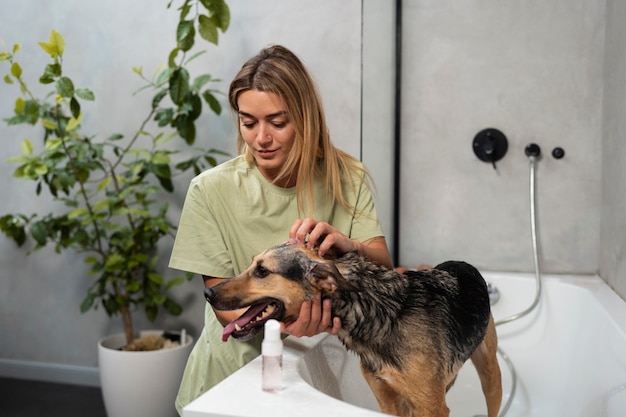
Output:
[228, 45, 368, 216]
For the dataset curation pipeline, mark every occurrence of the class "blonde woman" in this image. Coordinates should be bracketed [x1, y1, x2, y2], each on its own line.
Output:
[169, 45, 392, 414]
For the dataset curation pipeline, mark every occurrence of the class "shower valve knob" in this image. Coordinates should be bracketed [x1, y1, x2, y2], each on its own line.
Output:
[473, 128, 508, 169]
[525, 143, 541, 158]
[552, 147, 565, 159]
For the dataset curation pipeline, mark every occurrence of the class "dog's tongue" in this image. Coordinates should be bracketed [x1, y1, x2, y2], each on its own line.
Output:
[222, 302, 272, 342]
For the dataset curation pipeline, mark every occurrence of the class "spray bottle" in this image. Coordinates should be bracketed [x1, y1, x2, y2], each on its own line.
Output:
[262, 319, 283, 392]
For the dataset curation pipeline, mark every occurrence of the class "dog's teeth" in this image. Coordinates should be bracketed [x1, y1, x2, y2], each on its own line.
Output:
[235, 324, 242, 331]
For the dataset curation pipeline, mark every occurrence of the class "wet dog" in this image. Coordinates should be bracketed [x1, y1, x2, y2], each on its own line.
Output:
[204, 243, 502, 417]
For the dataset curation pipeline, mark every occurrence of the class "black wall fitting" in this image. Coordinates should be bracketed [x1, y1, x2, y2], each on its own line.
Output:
[525, 143, 541, 158]
[552, 147, 565, 159]
[473, 128, 508, 169]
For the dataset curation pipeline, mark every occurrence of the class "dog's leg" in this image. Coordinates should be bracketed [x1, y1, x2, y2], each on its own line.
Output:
[361, 365, 408, 416]
[470, 315, 502, 417]
[362, 363, 450, 417]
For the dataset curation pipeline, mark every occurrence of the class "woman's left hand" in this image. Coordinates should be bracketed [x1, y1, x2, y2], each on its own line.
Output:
[280, 294, 341, 337]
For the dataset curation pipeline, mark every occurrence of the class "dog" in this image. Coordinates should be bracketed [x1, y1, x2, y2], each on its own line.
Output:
[204, 243, 502, 417]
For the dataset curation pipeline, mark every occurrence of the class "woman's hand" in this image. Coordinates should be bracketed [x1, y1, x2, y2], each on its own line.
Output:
[289, 218, 357, 257]
[280, 295, 341, 337]
[289, 218, 393, 268]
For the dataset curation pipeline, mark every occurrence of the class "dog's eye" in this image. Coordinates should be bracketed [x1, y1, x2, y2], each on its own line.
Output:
[254, 264, 270, 278]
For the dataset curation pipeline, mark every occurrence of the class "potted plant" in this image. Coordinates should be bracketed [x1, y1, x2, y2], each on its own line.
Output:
[0, 1, 230, 416]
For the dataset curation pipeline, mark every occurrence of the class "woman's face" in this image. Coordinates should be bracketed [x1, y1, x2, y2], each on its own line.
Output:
[237, 89, 296, 186]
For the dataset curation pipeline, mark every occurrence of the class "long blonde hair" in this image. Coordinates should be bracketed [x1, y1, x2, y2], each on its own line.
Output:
[228, 45, 367, 216]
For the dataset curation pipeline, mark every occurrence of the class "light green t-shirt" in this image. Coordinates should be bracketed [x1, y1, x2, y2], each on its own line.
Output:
[170, 155, 384, 414]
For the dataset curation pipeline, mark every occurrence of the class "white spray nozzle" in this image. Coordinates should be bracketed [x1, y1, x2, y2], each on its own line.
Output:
[262, 319, 283, 356]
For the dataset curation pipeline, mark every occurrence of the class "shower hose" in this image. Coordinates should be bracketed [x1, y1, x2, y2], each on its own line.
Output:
[494, 148, 543, 417]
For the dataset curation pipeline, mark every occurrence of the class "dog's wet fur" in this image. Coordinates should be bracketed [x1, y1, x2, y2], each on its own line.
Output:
[204, 243, 502, 417]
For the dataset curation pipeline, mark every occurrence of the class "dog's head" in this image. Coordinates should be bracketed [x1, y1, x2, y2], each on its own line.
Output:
[204, 243, 358, 341]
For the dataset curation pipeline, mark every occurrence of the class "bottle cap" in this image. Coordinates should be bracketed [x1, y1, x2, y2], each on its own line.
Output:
[262, 319, 283, 356]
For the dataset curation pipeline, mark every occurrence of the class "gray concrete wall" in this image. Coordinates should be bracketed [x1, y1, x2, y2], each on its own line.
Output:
[398, 1, 606, 276]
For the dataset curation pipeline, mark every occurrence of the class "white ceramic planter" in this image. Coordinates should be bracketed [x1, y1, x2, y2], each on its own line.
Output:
[98, 330, 193, 417]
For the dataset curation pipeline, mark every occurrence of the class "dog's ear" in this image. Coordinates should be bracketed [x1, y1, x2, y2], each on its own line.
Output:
[306, 261, 360, 294]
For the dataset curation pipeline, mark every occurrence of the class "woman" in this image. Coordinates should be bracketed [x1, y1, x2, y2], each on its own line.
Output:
[169, 45, 392, 414]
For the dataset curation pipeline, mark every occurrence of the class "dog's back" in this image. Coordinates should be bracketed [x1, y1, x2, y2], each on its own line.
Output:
[331, 256, 490, 374]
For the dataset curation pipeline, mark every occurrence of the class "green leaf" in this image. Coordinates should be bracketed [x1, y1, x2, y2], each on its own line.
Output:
[97, 177, 112, 192]
[92, 199, 110, 213]
[40, 63, 61, 84]
[68, 207, 89, 219]
[0, 214, 27, 247]
[152, 151, 170, 165]
[148, 272, 164, 284]
[154, 131, 176, 146]
[192, 74, 212, 91]
[176, 20, 195, 51]
[165, 276, 186, 289]
[38, 41, 57, 58]
[199, 0, 230, 32]
[185, 50, 207, 65]
[164, 298, 183, 316]
[107, 133, 124, 141]
[167, 48, 180, 69]
[145, 305, 157, 322]
[67, 111, 81, 131]
[10, 62, 22, 78]
[169, 68, 190, 105]
[155, 67, 175, 87]
[175, 114, 195, 145]
[154, 108, 174, 127]
[202, 90, 222, 115]
[69, 98, 80, 120]
[41, 119, 57, 130]
[75, 88, 95, 101]
[56, 76, 75, 98]
[156, 176, 174, 193]
[126, 281, 141, 293]
[14, 97, 25, 113]
[105, 254, 124, 271]
[30, 221, 49, 245]
[49, 29, 65, 56]
[45, 138, 63, 151]
[198, 15, 218, 44]
[80, 293, 96, 314]
[21, 139, 34, 155]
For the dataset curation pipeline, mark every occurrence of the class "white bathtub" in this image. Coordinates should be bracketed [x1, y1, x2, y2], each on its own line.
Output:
[183, 273, 626, 417]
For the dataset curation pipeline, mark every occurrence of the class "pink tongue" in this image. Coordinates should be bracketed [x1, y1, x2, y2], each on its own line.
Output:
[222, 302, 272, 342]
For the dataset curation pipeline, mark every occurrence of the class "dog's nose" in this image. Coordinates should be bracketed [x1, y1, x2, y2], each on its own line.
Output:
[204, 287, 216, 303]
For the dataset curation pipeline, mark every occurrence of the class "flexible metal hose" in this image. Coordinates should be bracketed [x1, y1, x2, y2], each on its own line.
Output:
[495, 154, 543, 417]
[496, 155, 543, 326]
